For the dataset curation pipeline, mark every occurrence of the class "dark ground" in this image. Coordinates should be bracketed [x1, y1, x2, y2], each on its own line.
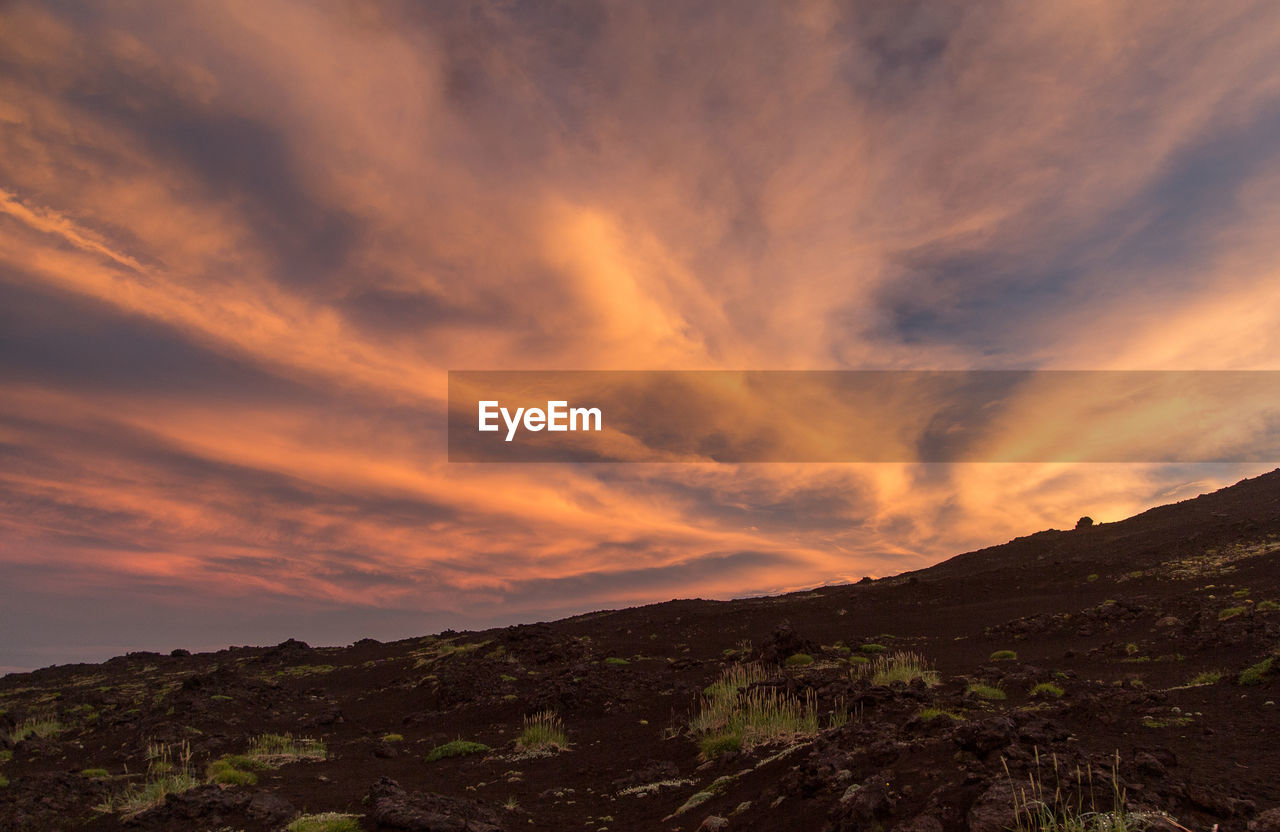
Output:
[4, 469, 1280, 832]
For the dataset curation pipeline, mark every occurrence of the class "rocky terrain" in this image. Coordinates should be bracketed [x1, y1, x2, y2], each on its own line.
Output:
[4, 470, 1280, 832]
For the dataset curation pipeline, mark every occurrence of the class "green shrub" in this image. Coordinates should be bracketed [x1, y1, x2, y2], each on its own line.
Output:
[425, 740, 491, 762]
[286, 813, 362, 832]
[846, 655, 870, 666]
[1219, 606, 1248, 621]
[990, 650, 1018, 662]
[1257, 600, 1280, 612]
[966, 682, 1006, 700]
[518, 711, 567, 751]
[1030, 682, 1064, 698]
[784, 653, 814, 667]
[918, 707, 962, 722]
[860, 643, 886, 654]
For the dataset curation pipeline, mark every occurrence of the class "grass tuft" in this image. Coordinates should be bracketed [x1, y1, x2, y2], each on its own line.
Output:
[990, 650, 1018, 662]
[690, 663, 819, 758]
[519, 710, 567, 751]
[246, 733, 326, 764]
[866, 651, 940, 687]
[784, 653, 814, 667]
[967, 682, 1006, 700]
[96, 742, 200, 816]
[11, 715, 62, 742]
[1030, 682, 1064, 698]
[1219, 606, 1248, 621]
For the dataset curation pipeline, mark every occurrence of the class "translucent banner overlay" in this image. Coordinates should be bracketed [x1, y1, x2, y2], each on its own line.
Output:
[447, 371, 1280, 463]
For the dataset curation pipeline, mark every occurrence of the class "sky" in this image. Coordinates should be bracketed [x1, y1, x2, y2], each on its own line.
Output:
[2, 0, 1280, 673]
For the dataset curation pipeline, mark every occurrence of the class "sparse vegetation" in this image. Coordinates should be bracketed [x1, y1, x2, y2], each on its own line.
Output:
[80, 768, 110, 778]
[519, 710, 567, 751]
[690, 663, 819, 758]
[918, 707, 962, 722]
[603, 657, 630, 666]
[286, 813, 362, 832]
[784, 652, 814, 666]
[381, 733, 404, 743]
[246, 733, 326, 764]
[1086, 573, 1100, 582]
[1030, 682, 1064, 698]
[1005, 751, 1145, 832]
[96, 742, 200, 816]
[11, 715, 62, 742]
[967, 682, 1006, 700]
[866, 651, 940, 687]
[425, 740, 491, 762]
[860, 643, 886, 654]
[1185, 670, 1222, 687]
[1219, 606, 1248, 621]
[1258, 600, 1280, 612]
[991, 650, 1018, 662]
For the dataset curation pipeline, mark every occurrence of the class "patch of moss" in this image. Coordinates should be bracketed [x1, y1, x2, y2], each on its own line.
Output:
[1239, 657, 1274, 686]
[990, 650, 1018, 662]
[784, 653, 814, 667]
[425, 740, 491, 762]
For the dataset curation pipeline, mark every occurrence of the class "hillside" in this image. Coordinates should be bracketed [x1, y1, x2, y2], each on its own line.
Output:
[3, 470, 1280, 832]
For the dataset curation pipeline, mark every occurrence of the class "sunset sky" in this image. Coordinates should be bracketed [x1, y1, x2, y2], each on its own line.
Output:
[3, 1, 1280, 673]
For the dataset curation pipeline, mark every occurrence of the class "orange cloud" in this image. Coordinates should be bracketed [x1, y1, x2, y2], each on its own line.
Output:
[2, 0, 1279, 669]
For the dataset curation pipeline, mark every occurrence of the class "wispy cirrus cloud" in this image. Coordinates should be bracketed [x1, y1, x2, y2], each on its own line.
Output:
[2, 0, 1280, 670]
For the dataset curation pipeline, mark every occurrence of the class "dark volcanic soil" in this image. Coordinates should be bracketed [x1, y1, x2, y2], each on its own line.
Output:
[5, 470, 1280, 832]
